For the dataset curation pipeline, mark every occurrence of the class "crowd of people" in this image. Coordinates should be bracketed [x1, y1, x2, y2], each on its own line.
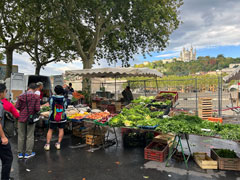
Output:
[0, 82, 73, 180]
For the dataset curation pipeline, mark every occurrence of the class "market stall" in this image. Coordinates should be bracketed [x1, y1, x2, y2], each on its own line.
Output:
[40, 88, 240, 170]
[65, 67, 163, 112]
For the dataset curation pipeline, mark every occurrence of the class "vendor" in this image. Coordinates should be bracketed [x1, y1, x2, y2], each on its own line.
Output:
[122, 86, 133, 105]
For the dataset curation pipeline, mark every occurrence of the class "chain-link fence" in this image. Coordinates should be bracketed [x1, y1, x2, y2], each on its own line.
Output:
[68, 75, 238, 117]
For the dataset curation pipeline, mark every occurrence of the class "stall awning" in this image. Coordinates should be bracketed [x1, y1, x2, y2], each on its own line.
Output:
[223, 67, 240, 83]
[65, 67, 163, 78]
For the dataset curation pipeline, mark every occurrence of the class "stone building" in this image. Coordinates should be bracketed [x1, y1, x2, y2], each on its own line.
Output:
[180, 46, 196, 62]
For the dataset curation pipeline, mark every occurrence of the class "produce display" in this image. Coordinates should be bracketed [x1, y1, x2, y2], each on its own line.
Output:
[108, 104, 164, 127]
[155, 93, 176, 101]
[68, 112, 89, 120]
[215, 149, 238, 158]
[94, 114, 116, 125]
[131, 96, 155, 104]
[40, 106, 50, 113]
[86, 111, 110, 120]
[108, 94, 240, 140]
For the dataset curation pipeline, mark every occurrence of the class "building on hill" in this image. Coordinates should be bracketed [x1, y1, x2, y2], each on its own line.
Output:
[229, 63, 240, 69]
[161, 59, 174, 64]
[143, 61, 150, 65]
[180, 46, 196, 62]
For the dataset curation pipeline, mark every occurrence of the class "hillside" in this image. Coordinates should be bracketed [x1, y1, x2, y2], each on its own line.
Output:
[134, 55, 240, 76]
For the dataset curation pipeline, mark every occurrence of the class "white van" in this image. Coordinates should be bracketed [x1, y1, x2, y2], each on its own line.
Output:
[5, 73, 63, 103]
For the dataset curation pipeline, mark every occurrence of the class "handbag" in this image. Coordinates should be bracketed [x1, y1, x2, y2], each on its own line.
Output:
[26, 93, 40, 124]
[3, 111, 17, 138]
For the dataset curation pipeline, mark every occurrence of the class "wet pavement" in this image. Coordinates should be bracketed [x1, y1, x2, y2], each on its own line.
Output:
[3, 129, 240, 180]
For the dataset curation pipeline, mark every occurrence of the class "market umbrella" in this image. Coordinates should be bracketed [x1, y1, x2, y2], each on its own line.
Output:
[65, 67, 163, 99]
[223, 67, 240, 83]
[65, 67, 163, 78]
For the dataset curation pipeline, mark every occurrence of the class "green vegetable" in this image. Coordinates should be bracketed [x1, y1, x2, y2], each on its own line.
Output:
[215, 149, 238, 158]
[40, 106, 50, 113]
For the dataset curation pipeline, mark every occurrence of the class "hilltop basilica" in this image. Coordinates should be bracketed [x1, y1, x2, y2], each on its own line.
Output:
[180, 46, 197, 62]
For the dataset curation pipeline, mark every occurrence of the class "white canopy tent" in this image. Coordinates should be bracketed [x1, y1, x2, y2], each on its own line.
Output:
[223, 67, 240, 83]
[65, 67, 163, 98]
[65, 67, 163, 78]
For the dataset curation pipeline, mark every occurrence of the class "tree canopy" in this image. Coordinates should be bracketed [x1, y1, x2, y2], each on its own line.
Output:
[23, 0, 77, 75]
[0, 0, 183, 78]
[51, 0, 183, 69]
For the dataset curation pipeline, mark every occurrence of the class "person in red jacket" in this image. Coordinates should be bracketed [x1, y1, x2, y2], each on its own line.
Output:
[1, 98, 19, 119]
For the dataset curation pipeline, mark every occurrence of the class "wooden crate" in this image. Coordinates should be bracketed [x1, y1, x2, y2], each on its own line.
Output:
[92, 102, 97, 109]
[86, 134, 104, 145]
[153, 133, 175, 147]
[72, 128, 89, 138]
[115, 102, 122, 112]
[193, 153, 218, 169]
[211, 149, 240, 171]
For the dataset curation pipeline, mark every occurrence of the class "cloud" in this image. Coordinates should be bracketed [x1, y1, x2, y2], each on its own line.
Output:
[5, 0, 240, 75]
[167, 0, 240, 51]
[155, 52, 179, 58]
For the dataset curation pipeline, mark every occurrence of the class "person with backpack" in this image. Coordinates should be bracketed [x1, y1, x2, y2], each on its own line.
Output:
[15, 83, 40, 159]
[0, 83, 14, 180]
[44, 85, 67, 151]
[1, 96, 19, 120]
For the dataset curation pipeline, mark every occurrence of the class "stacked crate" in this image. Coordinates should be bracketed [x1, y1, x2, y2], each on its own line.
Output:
[198, 98, 212, 120]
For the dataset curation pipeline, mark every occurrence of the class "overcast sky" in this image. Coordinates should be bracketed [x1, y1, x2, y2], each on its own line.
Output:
[8, 0, 240, 75]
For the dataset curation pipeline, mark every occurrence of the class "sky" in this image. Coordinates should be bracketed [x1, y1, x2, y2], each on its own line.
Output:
[6, 0, 240, 75]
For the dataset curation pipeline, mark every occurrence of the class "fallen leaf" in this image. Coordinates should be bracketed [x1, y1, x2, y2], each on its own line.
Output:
[143, 176, 149, 179]
[115, 161, 120, 165]
[48, 170, 52, 173]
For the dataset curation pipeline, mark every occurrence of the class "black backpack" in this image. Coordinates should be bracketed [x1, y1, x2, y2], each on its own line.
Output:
[3, 111, 17, 138]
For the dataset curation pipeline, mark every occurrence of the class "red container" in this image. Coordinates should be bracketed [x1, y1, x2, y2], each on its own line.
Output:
[207, 117, 222, 123]
[158, 91, 178, 103]
[144, 142, 169, 162]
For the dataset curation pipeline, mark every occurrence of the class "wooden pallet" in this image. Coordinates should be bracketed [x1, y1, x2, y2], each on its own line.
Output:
[198, 98, 213, 119]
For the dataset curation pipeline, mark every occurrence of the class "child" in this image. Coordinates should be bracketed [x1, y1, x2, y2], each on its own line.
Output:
[44, 85, 67, 150]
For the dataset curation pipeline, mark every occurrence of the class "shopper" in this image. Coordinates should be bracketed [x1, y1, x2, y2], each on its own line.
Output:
[0, 83, 13, 180]
[15, 83, 40, 159]
[69, 83, 74, 93]
[35, 82, 44, 101]
[1, 96, 19, 119]
[44, 85, 67, 151]
[122, 86, 134, 105]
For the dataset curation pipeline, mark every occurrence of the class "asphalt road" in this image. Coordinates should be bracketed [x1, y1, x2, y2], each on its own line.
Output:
[3, 129, 240, 180]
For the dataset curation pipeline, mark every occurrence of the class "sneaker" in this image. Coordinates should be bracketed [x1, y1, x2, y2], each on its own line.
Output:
[24, 152, 36, 159]
[55, 143, 61, 150]
[18, 153, 24, 159]
[44, 144, 50, 151]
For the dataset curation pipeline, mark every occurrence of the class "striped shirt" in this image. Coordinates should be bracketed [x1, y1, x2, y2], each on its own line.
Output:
[15, 91, 40, 123]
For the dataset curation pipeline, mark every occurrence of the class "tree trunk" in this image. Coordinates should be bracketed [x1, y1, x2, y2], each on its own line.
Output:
[82, 58, 93, 104]
[5, 48, 14, 79]
[35, 63, 41, 75]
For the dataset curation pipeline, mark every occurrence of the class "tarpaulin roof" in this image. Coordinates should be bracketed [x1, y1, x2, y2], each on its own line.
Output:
[223, 67, 240, 83]
[65, 67, 163, 78]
